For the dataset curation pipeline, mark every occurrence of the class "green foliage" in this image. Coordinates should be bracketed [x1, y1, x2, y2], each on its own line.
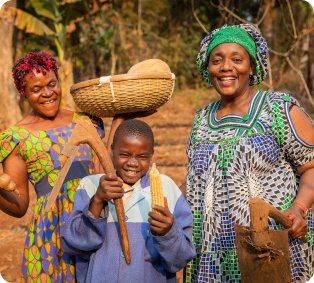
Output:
[60, 1, 92, 25]
[14, 0, 314, 111]
[12, 7, 54, 36]
[28, 0, 59, 21]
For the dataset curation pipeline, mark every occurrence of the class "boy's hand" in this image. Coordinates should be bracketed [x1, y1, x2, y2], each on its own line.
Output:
[148, 197, 174, 236]
[95, 174, 124, 202]
[89, 174, 124, 218]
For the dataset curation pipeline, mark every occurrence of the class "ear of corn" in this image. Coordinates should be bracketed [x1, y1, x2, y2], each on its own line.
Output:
[150, 163, 164, 213]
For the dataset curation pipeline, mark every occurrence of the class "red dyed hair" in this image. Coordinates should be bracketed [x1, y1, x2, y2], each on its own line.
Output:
[12, 50, 59, 96]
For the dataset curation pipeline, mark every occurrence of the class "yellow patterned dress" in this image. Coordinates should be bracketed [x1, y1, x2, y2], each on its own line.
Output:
[0, 112, 104, 283]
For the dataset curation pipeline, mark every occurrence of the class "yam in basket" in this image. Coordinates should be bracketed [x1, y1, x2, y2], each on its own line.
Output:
[70, 59, 175, 117]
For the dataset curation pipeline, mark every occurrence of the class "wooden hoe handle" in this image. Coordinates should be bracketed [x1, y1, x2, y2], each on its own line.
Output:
[249, 197, 292, 232]
[45, 116, 131, 264]
[72, 117, 131, 264]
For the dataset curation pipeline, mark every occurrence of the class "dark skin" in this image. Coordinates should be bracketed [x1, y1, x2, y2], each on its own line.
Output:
[181, 43, 314, 239]
[0, 70, 126, 217]
[211, 43, 314, 239]
[89, 134, 174, 236]
[0, 68, 156, 218]
[148, 197, 174, 236]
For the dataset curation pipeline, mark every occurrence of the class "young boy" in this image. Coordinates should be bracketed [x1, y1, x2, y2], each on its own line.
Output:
[61, 119, 195, 283]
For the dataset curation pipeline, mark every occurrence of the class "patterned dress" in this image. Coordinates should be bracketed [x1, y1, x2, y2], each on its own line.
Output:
[185, 90, 314, 283]
[0, 112, 104, 283]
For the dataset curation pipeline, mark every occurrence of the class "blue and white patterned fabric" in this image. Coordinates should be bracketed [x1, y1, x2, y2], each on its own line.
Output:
[185, 90, 314, 283]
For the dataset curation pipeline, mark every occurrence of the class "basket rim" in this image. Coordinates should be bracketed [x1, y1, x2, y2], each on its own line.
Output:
[70, 72, 175, 93]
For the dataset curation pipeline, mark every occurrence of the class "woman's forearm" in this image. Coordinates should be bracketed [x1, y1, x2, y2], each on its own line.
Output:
[293, 167, 314, 213]
[0, 188, 29, 217]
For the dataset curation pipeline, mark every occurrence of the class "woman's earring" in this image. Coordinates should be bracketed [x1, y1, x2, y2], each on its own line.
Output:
[249, 74, 254, 85]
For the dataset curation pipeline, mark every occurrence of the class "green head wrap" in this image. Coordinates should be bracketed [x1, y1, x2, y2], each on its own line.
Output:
[206, 26, 257, 60]
[197, 24, 269, 86]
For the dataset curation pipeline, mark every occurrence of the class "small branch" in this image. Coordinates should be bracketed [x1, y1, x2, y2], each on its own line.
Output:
[278, 0, 294, 38]
[285, 0, 297, 39]
[268, 29, 313, 57]
[256, 3, 270, 26]
[218, 1, 250, 24]
[286, 57, 314, 108]
[192, 0, 208, 33]
[268, 47, 286, 57]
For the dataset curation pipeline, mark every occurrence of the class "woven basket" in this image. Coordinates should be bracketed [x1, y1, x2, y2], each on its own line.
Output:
[70, 71, 175, 117]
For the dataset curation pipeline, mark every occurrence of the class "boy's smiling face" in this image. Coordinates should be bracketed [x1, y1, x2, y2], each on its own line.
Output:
[112, 134, 153, 186]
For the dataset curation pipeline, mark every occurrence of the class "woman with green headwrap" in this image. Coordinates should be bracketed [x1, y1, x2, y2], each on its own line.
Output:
[183, 24, 314, 282]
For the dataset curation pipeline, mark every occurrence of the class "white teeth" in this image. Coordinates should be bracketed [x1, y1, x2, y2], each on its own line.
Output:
[220, 77, 235, 81]
[125, 170, 139, 176]
[43, 100, 54, 104]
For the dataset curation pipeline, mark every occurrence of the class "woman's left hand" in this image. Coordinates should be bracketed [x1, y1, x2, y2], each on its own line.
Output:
[282, 206, 308, 239]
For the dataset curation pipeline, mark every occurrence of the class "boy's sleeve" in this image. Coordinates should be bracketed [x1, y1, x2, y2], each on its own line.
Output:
[61, 178, 107, 259]
[152, 178, 196, 273]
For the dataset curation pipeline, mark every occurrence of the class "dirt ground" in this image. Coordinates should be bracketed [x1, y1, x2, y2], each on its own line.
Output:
[0, 88, 215, 282]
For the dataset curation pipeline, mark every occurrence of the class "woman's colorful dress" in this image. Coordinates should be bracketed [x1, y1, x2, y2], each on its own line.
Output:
[185, 90, 314, 283]
[0, 112, 104, 283]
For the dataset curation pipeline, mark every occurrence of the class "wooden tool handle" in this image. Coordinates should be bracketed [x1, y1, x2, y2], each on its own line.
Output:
[44, 116, 131, 264]
[249, 198, 292, 232]
[87, 129, 131, 264]
[44, 146, 79, 213]
[74, 117, 131, 264]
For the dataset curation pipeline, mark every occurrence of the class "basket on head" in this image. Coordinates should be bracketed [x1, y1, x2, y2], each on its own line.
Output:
[70, 59, 175, 117]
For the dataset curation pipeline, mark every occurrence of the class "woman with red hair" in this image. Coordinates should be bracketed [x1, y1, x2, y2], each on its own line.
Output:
[0, 50, 111, 282]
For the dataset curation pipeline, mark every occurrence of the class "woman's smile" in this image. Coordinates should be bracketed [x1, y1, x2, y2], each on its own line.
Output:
[208, 42, 252, 98]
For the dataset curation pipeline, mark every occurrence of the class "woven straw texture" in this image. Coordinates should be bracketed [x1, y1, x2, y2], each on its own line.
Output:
[70, 72, 175, 117]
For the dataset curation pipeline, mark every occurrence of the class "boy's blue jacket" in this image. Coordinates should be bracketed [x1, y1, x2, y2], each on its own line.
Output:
[61, 173, 196, 283]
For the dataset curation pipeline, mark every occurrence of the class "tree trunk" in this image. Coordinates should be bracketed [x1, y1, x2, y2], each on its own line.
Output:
[59, 57, 76, 111]
[0, 2, 22, 131]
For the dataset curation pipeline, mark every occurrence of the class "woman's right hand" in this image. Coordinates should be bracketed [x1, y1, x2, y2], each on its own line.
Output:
[282, 206, 308, 239]
[0, 163, 18, 194]
[0, 147, 29, 217]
